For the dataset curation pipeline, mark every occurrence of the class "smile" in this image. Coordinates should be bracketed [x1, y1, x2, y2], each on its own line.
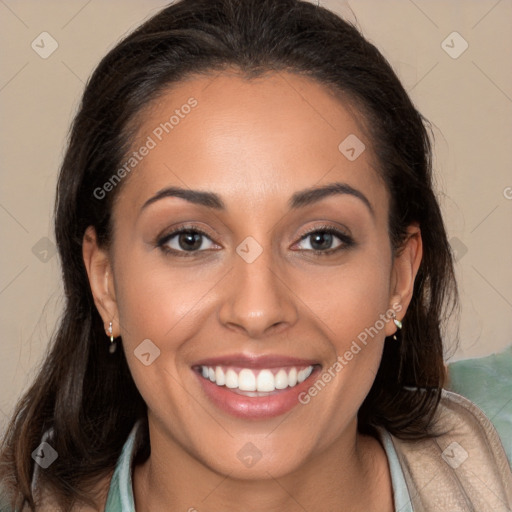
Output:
[192, 355, 321, 419]
[199, 365, 315, 393]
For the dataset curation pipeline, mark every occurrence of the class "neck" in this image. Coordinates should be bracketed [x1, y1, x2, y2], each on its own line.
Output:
[132, 420, 394, 512]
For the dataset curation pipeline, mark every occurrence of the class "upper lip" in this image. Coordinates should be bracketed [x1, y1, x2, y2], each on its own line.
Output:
[192, 354, 320, 369]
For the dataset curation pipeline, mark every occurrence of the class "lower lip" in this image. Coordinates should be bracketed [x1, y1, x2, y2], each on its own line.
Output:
[194, 367, 320, 419]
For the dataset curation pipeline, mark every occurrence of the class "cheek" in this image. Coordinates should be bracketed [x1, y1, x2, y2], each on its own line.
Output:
[292, 246, 392, 413]
[111, 251, 213, 409]
[111, 248, 230, 408]
[296, 249, 392, 344]
[114, 249, 219, 344]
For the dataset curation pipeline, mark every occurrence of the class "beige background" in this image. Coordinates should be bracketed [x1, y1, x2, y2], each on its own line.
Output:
[1, 0, 511, 430]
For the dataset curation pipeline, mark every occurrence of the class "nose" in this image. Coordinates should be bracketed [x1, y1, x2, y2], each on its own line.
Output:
[218, 243, 299, 339]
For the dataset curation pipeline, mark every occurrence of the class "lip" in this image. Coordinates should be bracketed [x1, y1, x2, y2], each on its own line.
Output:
[192, 354, 322, 420]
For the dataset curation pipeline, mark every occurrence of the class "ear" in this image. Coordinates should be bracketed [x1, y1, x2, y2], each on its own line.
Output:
[82, 226, 120, 337]
[385, 223, 423, 337]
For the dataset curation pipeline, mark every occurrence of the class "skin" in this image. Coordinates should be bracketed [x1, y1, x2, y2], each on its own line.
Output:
[83, 70, 422, 511]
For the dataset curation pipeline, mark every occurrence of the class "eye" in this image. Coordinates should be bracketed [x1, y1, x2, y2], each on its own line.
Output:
[156, 224, 354, 257]
[294, 226, 354, 255]
[157, 227, 218, 256]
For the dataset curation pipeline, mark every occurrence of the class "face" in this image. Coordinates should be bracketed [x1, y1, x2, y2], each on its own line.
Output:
[84, 70, 421, 479]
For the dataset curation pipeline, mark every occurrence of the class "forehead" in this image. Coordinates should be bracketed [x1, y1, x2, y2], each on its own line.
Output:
[113, 70, 388, 223]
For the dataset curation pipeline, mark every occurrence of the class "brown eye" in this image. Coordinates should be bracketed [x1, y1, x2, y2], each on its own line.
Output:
[158, 227, 218, 256]
[295, 227, 354, 255]
[176, 231, 204, 251]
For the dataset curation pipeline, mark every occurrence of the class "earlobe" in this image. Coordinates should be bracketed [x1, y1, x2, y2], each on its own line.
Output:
[386, 223, 423, 336]
[82, 226, 120, 336]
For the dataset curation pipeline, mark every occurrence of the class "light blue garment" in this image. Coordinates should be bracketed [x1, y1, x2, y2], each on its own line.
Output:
[103, 421, 141, 512]
[379, 429, 414, 512]
[103, 421, 414, 512]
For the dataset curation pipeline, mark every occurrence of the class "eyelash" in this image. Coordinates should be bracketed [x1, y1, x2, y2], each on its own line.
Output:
[156, 224, 355, 258]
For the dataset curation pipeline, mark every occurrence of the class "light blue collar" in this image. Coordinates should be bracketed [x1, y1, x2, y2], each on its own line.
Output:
[377, 428, 414, 512]
[104, 421, 141, 512]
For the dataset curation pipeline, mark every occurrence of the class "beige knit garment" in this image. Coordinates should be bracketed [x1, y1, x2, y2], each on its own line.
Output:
[391, 390, 512, 511]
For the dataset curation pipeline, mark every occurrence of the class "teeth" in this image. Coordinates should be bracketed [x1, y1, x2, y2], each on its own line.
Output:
[297, 367, 312, 383]
[238, 369, 256, 391]
[199, 365, 314, 392]
[225, 368, 238, 389]
[256, 370, 275, 392]
[288, 367, 297, 387]
[275, 369, 288, 389]
[215, 366, 225, 386]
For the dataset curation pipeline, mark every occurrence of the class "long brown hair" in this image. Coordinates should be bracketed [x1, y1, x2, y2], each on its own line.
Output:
[0, 0, 458, 509]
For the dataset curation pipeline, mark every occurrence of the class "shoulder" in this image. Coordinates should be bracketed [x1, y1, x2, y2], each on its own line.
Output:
[447, 345, 512, 463]
[390, 390, 512, 511]
[434, 389, 510, 463]
[35, 421, 143, 512]
[18, 471, 114, 512]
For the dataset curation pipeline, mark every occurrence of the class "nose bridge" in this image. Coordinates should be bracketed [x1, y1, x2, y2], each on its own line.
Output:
[218, 236, 298, 337]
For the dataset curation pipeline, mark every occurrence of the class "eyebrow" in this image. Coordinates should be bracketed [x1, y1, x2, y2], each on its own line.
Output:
[141, 182, 374, 217]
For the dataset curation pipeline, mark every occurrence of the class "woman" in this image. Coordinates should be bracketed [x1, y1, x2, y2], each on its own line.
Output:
[1, 0, 511, 510]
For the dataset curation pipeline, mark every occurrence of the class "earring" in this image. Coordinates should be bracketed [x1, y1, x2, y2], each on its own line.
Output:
[107, 321, 117, 354]
[391, 312, 402, 341]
